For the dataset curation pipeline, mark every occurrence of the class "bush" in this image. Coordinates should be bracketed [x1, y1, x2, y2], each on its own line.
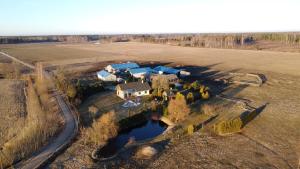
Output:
[183, 83, 190, 90]
[191, 80, 200, 90]
[163, 106, 168, 117]
[187, 124, 194, 135]
[201, 91, 210, 100]
[167, 93, 190, 123]
[214, 118, 242, 135]
[187, 92, 194, 103]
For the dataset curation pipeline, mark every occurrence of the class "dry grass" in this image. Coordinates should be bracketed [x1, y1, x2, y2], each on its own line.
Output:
[5, 42, 298, 168]
[0, 78, 61, 168]
[0, 80, 26, 146]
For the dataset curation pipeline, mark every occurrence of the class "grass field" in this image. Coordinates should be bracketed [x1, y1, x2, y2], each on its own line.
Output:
[1, 42, 299, 168]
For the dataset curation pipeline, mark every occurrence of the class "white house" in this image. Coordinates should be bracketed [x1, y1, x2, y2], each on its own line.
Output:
[105, 62, 139, 73]
[97, 70, 117, 81]
[116, 81, 151, 99]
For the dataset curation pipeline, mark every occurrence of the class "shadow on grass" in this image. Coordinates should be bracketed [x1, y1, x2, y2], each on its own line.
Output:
[240, 103, 268, 128]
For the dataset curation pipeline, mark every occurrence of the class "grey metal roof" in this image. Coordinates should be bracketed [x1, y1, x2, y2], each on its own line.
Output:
[118, 81, 151, 91]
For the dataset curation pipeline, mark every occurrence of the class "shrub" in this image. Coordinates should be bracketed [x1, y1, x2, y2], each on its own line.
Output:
[187, 92, 194, 103]
[201, 91, 210, 100]
[214, 118, 242, 135]
[187, 124, 194, 135]
[163, 106, 168, 117]
[191, 80, 200, 90]
[199, 85, 209, 94]
[183, 83, 190, 90]
[168, 93, 190, 123]
[84, 111, 119, 146]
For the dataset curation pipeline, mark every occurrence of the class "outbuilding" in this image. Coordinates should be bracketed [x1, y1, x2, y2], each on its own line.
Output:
[105, 62, 139, 73]
[153, 66, 180, 75]
[97, 70, 117, 81]
[129, 67, 157, 79]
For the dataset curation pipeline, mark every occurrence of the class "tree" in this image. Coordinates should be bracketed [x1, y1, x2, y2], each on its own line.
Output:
[187, 92, 194, 104]
[167, 93, 190, 122]
[66, 83, 77, 99]
[201, 91, 210, 100]
[151, 75, 169, 90]
[191, 81, 200, 90]
[84, 111, 119, 146]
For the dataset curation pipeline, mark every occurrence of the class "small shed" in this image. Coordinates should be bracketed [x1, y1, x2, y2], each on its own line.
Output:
[97, 70, 117, 81]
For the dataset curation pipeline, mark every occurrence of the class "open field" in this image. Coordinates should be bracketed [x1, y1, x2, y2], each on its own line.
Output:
[1, 42, 299, 168]
[0, 80, 26, 146]
[1, 42, 300, 76]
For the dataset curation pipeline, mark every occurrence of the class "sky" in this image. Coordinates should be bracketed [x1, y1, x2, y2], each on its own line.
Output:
[0, 0, 299, 36]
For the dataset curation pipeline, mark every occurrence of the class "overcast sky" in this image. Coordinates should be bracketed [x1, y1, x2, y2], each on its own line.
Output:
[0, 0, 299, 36]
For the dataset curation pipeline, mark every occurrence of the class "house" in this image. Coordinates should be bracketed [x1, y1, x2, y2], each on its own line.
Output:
[97, 70, 117, 81]
[153, 66, 181, 75]
[150, 74, 179, 84]
[105, 62, 139, 73]
[128, 67, 157, 79]
[116, 81, 151, 99]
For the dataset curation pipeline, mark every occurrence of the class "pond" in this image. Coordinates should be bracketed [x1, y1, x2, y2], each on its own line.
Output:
[98, 118, 168, 158]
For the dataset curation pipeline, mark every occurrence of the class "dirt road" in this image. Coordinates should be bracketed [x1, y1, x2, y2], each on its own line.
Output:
[0, 52, 78, 169]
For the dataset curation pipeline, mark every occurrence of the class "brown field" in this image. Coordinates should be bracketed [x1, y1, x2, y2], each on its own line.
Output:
[0, 80, 26, 146]
[1, 42, 299, 168]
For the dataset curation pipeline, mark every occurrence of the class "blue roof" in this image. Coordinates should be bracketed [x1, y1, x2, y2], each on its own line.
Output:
[153, 66, 180, 74]
[129, 67, 156, 74]
[111, 62, 139, 70]
[97, 70, 112, 77]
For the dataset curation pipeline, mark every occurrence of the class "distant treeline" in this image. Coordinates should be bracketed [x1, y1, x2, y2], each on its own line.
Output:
[132, 33, 300, 49]
[1, 33, 300, 49]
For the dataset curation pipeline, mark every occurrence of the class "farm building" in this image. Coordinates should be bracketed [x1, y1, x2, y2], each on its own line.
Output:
[129, 67, 157, 78]
[97, 70, 117, 81]
[116, 81, 151, 99]
[105, 62, 139, 73]
[153, 66, 181, 75]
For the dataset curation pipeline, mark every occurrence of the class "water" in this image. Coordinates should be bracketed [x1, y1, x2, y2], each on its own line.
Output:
[98, 119, 167, 158]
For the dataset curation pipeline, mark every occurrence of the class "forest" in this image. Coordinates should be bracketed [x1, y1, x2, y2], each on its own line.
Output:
[1, 32, 300, 50]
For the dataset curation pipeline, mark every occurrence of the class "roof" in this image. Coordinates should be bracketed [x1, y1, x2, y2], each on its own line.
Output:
[110, 62, 139, 70]
[129, 67, 157, 75]
[153, 66, 180, 74]
[97, 70, 113, 78]
[118, 81, 151, 91]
